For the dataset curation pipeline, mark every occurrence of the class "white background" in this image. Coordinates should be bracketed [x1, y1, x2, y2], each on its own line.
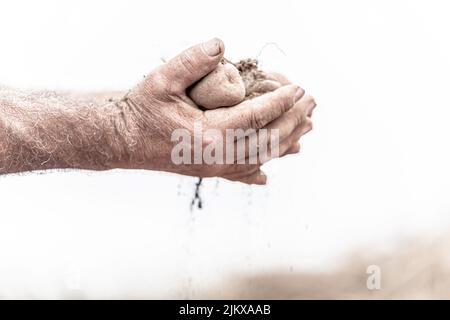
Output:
[0, 0, 450, 298]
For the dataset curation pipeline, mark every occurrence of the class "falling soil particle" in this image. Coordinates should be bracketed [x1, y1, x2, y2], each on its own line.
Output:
[190, 177, 203, 210]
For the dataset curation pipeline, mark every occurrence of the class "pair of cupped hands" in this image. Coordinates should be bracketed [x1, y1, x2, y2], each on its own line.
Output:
[115, 38, 316, 184]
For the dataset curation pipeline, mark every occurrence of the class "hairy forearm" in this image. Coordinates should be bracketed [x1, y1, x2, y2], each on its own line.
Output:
[0, 86, 131, 174]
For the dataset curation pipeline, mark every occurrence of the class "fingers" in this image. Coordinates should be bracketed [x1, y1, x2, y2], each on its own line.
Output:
[221, 138, 300, 185]
[227, 84, 304, 130]
[220, 138, 299, 185]
[228, 94, 315, 163]
[263, 100, 303, 142]
[230, 129, 279, 164]
[267, 94, 316, 139]
[219, 115, 309, 184]
[153, 38, 224, 94]
[243, 115, 311, 164]
[304, 96, 317, 117]
[257, 135, 299, 164]
[237, 170, 267, 185]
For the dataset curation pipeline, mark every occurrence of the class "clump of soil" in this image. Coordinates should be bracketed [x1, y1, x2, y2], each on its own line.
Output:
[233, 58, 279, 99]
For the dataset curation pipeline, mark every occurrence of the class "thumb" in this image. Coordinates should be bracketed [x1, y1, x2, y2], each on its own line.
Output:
[157, 38, 224, 94]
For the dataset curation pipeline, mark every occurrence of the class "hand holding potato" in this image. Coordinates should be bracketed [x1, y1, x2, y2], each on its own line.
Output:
[113, 38, 315, 184]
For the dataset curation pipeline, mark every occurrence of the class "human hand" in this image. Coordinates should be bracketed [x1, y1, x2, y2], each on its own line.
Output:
[112, 38, 314, 184]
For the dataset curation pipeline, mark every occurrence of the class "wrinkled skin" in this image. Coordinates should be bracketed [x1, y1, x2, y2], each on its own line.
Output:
[115, 38, 316, 184]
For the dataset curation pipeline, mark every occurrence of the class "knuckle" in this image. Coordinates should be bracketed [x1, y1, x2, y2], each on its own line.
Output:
[303, 119, 313, 133]
[292, 106, 304, 126]
[179, 52, 197, 76]
[249, 105, 264, 129]
[305, 94, 316, 106]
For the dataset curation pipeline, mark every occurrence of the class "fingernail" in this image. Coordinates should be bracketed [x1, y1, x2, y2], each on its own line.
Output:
[295, 87, 305, 102]
[203, 38, 222, 56]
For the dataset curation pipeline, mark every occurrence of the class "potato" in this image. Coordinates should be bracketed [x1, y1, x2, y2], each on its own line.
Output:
[234, 58, 282, 99]
[189, 58, 283, 110]
[190, 61, 246, 109]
